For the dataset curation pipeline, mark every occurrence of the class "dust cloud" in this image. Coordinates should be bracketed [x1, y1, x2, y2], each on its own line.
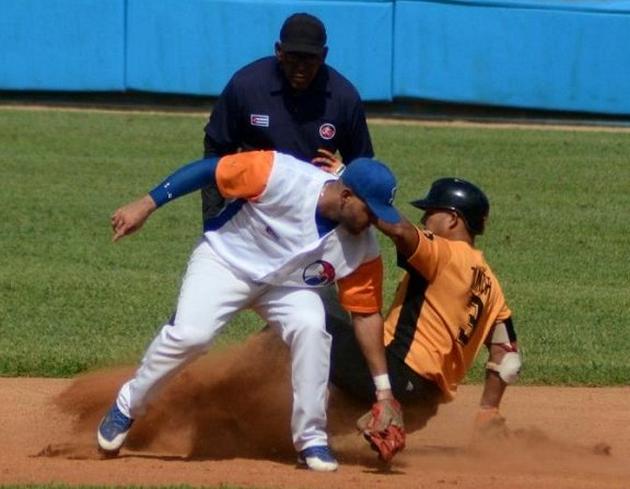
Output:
[51, 328, 613, 474]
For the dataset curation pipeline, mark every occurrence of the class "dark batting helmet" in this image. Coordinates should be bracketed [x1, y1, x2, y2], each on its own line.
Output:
[411, 178, 490, 235]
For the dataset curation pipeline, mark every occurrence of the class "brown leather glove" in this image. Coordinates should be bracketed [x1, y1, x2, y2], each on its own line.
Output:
[356, 398, 406, 463]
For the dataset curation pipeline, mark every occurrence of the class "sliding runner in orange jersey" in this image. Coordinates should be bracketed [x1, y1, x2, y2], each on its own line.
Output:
[327, 177, 521, 434]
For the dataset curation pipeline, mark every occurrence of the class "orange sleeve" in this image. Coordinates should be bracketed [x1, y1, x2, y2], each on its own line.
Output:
[496, 303, 512, 322]
[407, 227, 451, 281]
[486, 269, 512, 322]
[215, 151, 274, 200]
[494, 288, 512, 322]
[337, 257, 383, 314]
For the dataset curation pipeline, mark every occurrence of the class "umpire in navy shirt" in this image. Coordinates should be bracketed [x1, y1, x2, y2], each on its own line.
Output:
[201, 12, 374, 219]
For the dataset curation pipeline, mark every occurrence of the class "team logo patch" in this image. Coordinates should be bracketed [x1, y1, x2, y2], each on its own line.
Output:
[389, 186, 397, 205]
[319, 123, 336, 140]
[303, 260, 336, 286]
[250, 114, 270, 127]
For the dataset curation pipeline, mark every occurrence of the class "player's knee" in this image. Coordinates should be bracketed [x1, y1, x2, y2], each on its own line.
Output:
[285, 315, 330, 352]
[284, 303, 325, 331]
[296, 312, 327, 338]
[162, 323, 214, 351]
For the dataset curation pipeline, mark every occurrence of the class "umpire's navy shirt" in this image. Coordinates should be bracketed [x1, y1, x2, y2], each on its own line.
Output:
[203, 56, 374, 163]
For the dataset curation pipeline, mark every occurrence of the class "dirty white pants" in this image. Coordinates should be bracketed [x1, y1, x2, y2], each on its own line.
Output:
[116, 239, 331, 451]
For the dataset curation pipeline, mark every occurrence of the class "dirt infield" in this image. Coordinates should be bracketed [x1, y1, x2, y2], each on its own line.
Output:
[2, 334, 629, 488]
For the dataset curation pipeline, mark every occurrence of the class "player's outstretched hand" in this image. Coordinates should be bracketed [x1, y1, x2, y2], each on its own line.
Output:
[311, 148, 345, 175]
[111, 195, 157, 242]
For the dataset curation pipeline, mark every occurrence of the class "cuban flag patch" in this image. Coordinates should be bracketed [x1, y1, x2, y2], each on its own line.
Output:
[250, 114, 270, 127]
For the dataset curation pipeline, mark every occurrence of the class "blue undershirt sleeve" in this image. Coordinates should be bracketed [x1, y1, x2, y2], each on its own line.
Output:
[149, 157, 220, 208]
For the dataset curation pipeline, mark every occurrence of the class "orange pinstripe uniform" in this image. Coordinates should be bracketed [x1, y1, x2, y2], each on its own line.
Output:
[384, 227, 511, 401]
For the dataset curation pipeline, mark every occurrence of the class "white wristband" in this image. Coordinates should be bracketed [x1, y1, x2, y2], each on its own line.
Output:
[373, 374, 392, 391]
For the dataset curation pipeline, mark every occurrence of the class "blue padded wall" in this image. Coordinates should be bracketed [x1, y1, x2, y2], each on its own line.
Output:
[0, 0, 126, 91]
[126, 0, 393, 100]
[393, 0, 630, 114]
[3, 0, 630, 114]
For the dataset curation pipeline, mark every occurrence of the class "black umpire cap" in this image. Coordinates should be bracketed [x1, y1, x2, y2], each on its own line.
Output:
[279, 13, 327, 55]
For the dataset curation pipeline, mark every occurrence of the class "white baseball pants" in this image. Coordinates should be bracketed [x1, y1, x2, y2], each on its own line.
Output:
[115, 239, 331, 451]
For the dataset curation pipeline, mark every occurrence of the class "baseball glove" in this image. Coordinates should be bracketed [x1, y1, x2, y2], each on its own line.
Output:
[356, 398, 406, 463]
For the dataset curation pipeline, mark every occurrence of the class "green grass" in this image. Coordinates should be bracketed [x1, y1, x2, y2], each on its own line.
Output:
[1, 108, 628, 384]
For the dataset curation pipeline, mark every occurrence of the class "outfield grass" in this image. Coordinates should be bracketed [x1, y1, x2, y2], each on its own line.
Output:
[1, 108, 628, 384]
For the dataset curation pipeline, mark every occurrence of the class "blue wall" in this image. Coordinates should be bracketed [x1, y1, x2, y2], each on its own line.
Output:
[125, 0, 392, 100]
[0, 0, 126, 91]
[2, 0, 630, 114]
[394, 0, 630, 114]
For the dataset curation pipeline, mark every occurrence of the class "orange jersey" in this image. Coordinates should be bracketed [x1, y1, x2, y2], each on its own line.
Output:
[384, 227, 511, 401]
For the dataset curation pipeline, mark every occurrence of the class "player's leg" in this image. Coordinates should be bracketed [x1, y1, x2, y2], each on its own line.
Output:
[384, 351, 441, 432]
[98, 240, 256, 454]
[325, 295, 441, 432]
[255, 287, 338, 471]
[385, 352, 441, 402]
[321, 282, 375, 402]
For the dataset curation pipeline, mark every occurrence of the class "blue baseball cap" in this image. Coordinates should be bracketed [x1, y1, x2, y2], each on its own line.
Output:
[341, 158, 400, 224]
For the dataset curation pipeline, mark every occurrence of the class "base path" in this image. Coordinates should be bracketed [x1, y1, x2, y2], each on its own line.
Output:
[1, 339, 629, 489]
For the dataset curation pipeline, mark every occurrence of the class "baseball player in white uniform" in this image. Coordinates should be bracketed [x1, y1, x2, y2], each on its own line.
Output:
[96, 150, 402, 471]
